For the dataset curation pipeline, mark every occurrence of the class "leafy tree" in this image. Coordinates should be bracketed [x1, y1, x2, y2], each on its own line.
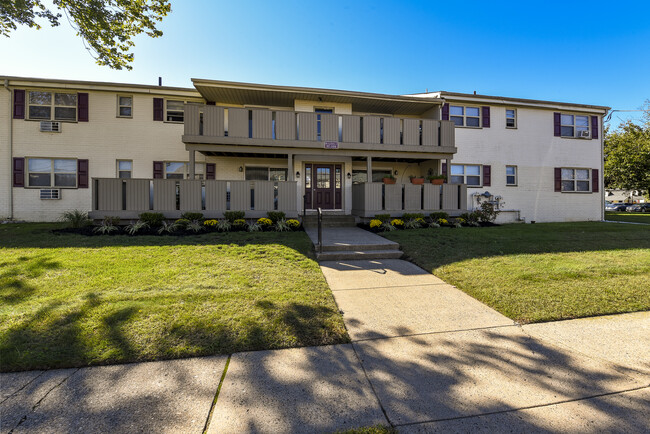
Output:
[604, 100, 650, 196]
[0, 0, 171, 70]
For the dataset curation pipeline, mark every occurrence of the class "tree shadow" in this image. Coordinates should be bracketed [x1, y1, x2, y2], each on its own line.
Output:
[0, 254, 62, 304]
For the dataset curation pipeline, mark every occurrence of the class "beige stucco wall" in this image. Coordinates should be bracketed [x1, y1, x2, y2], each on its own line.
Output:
[0, 88, 11, 220]
[5, 85, 204, 221]
[449, 104, 604, 223]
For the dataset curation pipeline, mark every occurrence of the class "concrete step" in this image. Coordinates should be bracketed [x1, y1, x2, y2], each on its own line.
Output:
[320, 242, 400, 252]
[316, 249, 403, 261]
[303, 215, 357, 228]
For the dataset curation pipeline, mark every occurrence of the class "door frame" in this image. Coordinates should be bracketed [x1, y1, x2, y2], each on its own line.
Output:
[304, 162, 343, 210]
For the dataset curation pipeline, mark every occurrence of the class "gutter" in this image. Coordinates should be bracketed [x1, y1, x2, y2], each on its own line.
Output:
[4, 79, 13, 220]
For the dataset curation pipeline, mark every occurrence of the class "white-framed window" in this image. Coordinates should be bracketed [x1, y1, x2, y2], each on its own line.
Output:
[350, 169, 393, 184]
[117, 95, 133, 118]
[245, 167, 288, 181]
[451, 164, 481, 186]
[506, 165, 517, 186]
[449, 105, 481, 127]
[27, 158, 77, 188]
[506, 109, 517, 128]
[560, 114, 590, 137]
[117, 160, 132, 178]
[166, 100, 185, 122]
[561, 168, 590, 192]
[164, 161, 205, 179]
[28, 91, 77, 121]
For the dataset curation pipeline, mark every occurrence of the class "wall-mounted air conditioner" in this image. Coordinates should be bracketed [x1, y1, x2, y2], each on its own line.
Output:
[40, 121, 61, 132]
[576, 130, 591, 139]
[40, 189, 61, 200]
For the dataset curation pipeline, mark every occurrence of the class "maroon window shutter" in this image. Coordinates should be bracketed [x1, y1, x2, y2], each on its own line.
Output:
[442, 162, 448, 183]
[77, 93, 89, 122]
[205, 163, 216, 180]
[153, 161, 164, 178]
[482, 106, 490, 128]
[153, 98, 164, 121]
[554, 168, 562, 192]
[442, 103, 449, 121]
[13, 157, 25, 187]
[77, 159, 89, 188]
[13, 89, 25, 119]
[591, 116, 599, 139]
[483, 165, 491, 186]
[553, 113, 561, 137]
[592, 169, 599, 193]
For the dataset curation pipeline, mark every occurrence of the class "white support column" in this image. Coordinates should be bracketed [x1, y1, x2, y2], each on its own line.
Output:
[189, 150, 196, 179]
[367, 156, 372, 182]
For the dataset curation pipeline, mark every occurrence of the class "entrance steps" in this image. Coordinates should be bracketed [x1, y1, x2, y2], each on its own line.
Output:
[302, 214, 357, 228]
[304, 226, 403, 261]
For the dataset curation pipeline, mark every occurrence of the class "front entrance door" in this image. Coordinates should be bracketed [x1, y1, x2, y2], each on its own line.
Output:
[305, 163, 342, 210]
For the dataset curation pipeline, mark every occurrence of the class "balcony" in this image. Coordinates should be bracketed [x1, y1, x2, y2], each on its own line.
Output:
[182, 105, 456, 155]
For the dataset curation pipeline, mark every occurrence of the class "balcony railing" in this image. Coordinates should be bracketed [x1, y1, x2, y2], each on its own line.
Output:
[89, 178, 298, 219]
[183, 104, 456, 150]
[351, 183, 468, 217]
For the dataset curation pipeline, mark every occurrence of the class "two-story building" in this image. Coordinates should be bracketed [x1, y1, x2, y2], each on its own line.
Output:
[1, 76, 608, 223]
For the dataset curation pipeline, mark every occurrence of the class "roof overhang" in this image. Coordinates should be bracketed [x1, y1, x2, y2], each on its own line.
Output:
[192, 79, 442, 115]
[411, 91, 610, 114]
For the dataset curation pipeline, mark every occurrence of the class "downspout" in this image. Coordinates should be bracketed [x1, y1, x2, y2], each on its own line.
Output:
[600, 111, 606, 221]
[4, 79, 13, 220]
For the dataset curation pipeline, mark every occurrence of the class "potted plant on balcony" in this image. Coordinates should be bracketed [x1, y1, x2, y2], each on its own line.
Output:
[427, 174, 446, 185]
[382, 173, 397, 184]
[409, 175, 425, 185]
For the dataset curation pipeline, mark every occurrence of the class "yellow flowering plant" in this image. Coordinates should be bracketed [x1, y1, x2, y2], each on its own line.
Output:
[369, 219, 382, 229]
[391, 218, 404, 227]
[257, 217, 273, 226]
[203, 219, 218, 227]
[438, 218, 448, 225]
[233, 219, 246, 226]
[286, 219, 301, 228]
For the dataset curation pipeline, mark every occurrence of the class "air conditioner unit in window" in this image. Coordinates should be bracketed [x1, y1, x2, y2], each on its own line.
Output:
[40, 189, 61, 200]
[576, 130, 591, 138]
[40, 121, 61, 132]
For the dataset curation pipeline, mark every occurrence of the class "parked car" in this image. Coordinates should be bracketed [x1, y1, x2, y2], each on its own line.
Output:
[626, 203, 650, 213]
[605, 203, 629, 212]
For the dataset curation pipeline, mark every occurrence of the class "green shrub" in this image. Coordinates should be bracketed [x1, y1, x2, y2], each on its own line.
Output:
[181, 212, 204, 221]
[224, 211, 245, 222]
[275, 219, 291, 232]
[101, 216, 121, 226]
[267, 211, 286, 223]
[175, 218, 190, 228]
[139, 212, 165, 227]
[374, 214, 391, 222]
[402, 213, 425, 221]
[125, 220, 149, 235]
[59, 210, 91, 228]
[474, 202, 500, 223]
[158, 221, 179, 234]
[94, 218, 118, 235]
[186, 220, 205, 233]
[429, 211, 449, 221]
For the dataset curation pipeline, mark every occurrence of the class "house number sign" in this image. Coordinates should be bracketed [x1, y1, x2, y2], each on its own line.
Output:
[324, 141, 339, 149]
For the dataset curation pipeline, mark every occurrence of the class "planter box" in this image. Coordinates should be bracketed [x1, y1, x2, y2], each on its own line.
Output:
[382, 178, 397, 184]
[430, 178, 444, 185]
[410, 178, 425, 185]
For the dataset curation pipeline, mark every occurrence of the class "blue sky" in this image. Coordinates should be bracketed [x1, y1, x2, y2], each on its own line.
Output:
[1, 0, 648, 126]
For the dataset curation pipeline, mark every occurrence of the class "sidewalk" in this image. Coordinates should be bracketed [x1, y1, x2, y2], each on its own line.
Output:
[2, 259, 648, 433]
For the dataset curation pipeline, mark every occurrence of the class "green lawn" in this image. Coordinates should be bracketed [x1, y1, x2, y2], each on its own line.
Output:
[383, 222, 650, 324]
[0, 224, 348, 372]
[605, 211, 650, 224]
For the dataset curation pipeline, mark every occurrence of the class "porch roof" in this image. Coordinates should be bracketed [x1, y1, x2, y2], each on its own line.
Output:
[192, 79, 442, 115]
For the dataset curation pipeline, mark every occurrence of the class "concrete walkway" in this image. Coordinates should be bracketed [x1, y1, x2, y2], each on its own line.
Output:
[2, 259, 648, 433]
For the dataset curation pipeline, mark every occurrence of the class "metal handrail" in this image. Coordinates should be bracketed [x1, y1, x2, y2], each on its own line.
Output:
[317, 207, 323, 254]
[303, 194, 307, 220]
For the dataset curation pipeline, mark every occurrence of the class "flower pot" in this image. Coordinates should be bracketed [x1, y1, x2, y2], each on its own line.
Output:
[382, 178, 396, 184]
[410, 178, 425, 185]
[430, 178, 444, 185]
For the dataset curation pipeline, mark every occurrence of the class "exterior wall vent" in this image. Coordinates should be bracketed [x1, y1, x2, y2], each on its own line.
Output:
[40, 189, 61, 200]
[40, 121, 61, 132]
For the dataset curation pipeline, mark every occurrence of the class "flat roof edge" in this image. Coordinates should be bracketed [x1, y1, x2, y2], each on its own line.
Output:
[0, 75, 198, 93]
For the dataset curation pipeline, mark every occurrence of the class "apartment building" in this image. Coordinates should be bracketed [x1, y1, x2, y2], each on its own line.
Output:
[0, 76, 608, 223]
